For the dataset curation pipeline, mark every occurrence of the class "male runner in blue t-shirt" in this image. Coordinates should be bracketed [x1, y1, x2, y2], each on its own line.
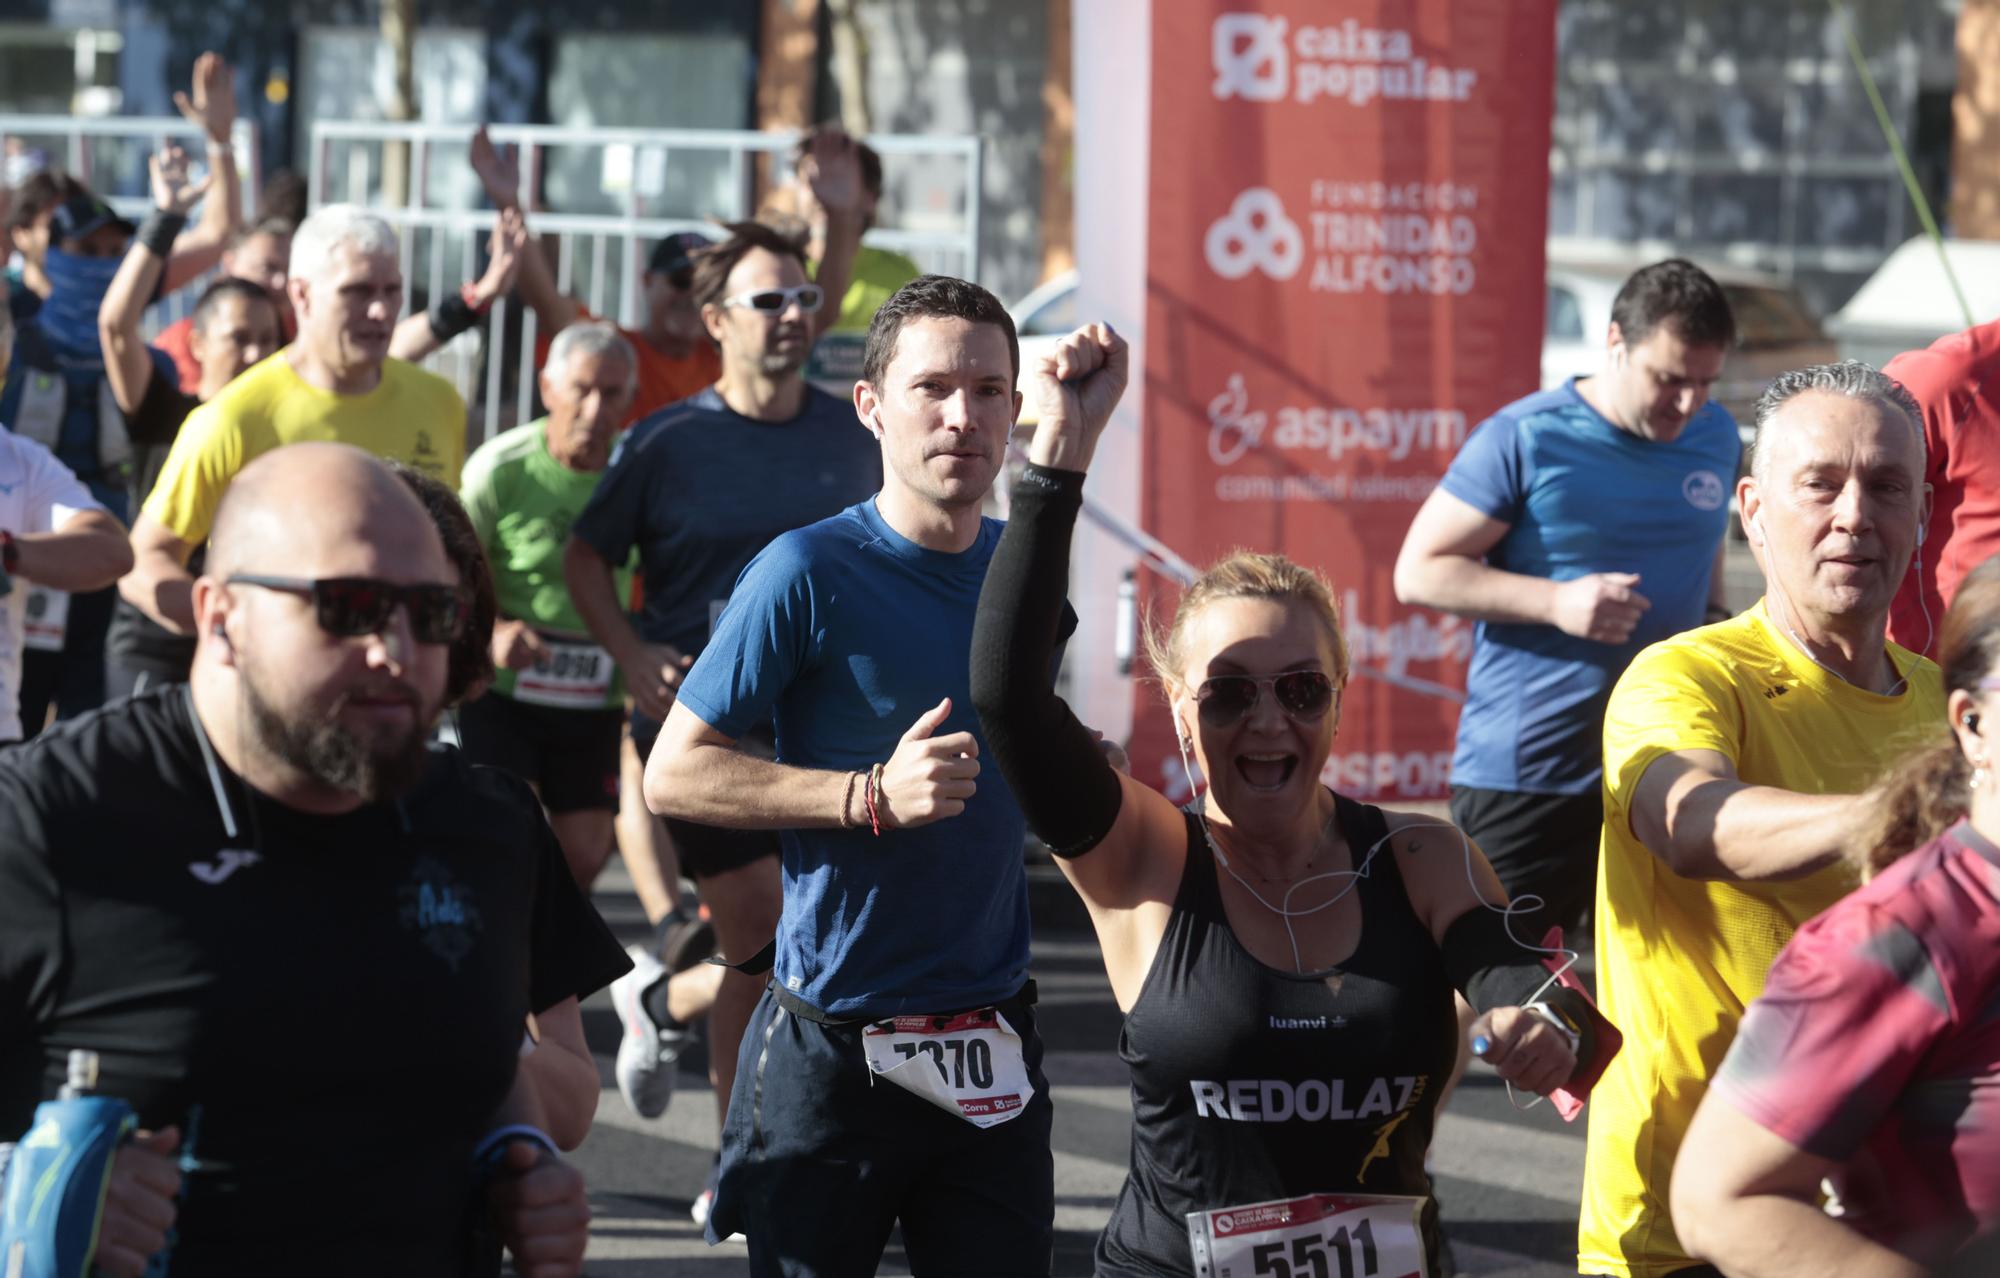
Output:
[648, 274, 1057, 1274]
[1394, 258, 1740, 942]
[564, 223, 880, 1212]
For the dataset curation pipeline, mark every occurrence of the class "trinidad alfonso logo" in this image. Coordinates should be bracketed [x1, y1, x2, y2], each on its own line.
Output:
[1206, 188, 1304, 281]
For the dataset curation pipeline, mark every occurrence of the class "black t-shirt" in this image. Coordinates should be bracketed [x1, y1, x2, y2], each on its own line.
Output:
[0, 686, 631, 1275]
[107, 366, 202, 670]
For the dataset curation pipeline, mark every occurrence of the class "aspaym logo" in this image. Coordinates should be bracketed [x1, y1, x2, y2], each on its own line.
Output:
[1207, 374, 1266, 465]
[1212, 13, 1288, 101]
[1206, 188, 1302, 281]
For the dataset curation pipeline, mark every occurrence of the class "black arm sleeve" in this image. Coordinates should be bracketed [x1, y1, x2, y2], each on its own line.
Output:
[970, 463, 1124, 857]
[1441, 905, 1599, 1071]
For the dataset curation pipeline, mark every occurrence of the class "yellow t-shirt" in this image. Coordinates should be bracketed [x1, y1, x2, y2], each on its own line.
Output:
[1578, 601, 1944, 1277]
[143, 352, 467, 545]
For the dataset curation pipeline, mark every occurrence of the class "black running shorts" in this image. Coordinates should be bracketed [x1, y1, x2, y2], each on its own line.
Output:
[456, 692, 622, 814]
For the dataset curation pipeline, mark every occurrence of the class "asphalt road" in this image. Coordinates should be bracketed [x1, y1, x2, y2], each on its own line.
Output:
[566, 865, 1591, 1276]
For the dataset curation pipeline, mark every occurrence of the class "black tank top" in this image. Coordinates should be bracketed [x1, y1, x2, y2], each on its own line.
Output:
[1096, 792, 1458, 1277]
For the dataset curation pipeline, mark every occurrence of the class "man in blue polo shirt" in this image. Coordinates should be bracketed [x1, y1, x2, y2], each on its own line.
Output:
[646, 274, 1057, 1275]
[1394, 258, 1739, 943]
[564, 223, 880, 1206]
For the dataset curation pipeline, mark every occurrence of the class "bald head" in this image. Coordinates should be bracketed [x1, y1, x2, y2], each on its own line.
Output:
[209, 443, 449, 583]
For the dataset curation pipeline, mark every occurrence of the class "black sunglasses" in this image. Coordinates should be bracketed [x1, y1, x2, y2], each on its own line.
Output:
[228, 575, 465, 645]
[1194, 669, 1338, 730]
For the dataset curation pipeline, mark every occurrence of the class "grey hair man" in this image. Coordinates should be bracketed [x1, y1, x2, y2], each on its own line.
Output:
[121, 203, 468, 638]
[456, 321, 640, 892]
[1578, 360, 1943, 1276]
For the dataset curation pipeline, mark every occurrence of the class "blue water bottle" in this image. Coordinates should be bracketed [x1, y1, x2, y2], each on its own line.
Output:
[0, 1050, 138, 1278]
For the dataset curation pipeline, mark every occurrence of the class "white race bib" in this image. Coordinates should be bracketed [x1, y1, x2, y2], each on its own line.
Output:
[22, 587, 68, 653]
[511, 637, 614, 709]
[861, 1007, 1033, 1129]
[1187, 1192, 1427, 1278]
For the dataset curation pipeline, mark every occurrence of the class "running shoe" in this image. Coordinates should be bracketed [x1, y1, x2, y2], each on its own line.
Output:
[692, 1155, 742, 1241]
[610, 910, 712, 1118]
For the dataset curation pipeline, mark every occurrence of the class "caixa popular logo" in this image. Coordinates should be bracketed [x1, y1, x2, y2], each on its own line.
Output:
[1213, 13, 1288, 101]
[1205, 188, 1302, 282]
[1211, 12, 1479, 107]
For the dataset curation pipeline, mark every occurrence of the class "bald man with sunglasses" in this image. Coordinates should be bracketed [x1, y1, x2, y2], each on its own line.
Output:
[563, 221, 880, 1174]
[0, 444, 626, 1276]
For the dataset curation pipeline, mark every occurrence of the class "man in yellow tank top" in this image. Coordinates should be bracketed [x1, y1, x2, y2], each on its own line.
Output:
[119, 203, 466, 637]
[1580, 361, 1944, 1278]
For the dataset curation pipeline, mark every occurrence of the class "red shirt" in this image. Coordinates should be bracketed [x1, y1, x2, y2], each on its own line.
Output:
[1886, 319, 2000, 654]
[532, 307, 719, 426]
[1711, 821, 2000, 1267]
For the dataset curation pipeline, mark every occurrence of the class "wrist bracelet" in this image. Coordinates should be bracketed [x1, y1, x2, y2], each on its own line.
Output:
[459, 280, 495, 316]
[839, 770, 858, 829]
[428, 293, 478, 345]
[471, 1123, 557, 1175]
[138, 211, 187, 259]
[865, 763, 884, 836]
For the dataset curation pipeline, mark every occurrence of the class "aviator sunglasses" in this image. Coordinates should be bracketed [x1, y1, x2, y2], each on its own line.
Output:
[1194, 669, 1339, 730]
[721, 283, 825, 314]
[228, 575, 466, 645]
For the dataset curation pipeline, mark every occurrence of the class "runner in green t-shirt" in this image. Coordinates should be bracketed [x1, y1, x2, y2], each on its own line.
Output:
[457, 321, 637, 886]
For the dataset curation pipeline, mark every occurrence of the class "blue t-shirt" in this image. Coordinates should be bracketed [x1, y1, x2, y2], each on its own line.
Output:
[1442, 379, 1739, 794]
[674, 499, 1033, 1018]
[570, 384, 881, 657]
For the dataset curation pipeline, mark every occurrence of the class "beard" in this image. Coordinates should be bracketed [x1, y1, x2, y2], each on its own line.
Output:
[240, 664, 435, 803]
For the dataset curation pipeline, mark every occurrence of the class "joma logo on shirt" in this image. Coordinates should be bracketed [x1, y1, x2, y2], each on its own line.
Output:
[1191, 1076, 1418, 1122]
[189, 849, 261, 885]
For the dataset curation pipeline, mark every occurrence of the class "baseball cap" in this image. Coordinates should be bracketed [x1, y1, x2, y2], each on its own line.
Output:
[648, 230, 713, 280]
[48, 195, 135, 246]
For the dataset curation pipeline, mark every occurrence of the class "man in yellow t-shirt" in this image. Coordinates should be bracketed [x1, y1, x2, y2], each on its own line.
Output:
[120, 204, 466, 635]
[1580, 361, 1943, 1278]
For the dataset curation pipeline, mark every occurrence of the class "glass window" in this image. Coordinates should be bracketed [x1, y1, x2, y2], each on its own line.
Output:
[1589, 171, 1681, 242]
[1690, 174, 1782, 245]
[1547, 285, 1586, 342]
[1795, 177, 1894, 249]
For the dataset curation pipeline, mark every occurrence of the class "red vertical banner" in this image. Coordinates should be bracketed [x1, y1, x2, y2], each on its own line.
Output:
[1135, 1, 1556, 803]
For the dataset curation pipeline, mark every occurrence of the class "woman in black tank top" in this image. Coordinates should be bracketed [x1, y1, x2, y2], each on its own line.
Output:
[970, 330, 1607, 1278]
